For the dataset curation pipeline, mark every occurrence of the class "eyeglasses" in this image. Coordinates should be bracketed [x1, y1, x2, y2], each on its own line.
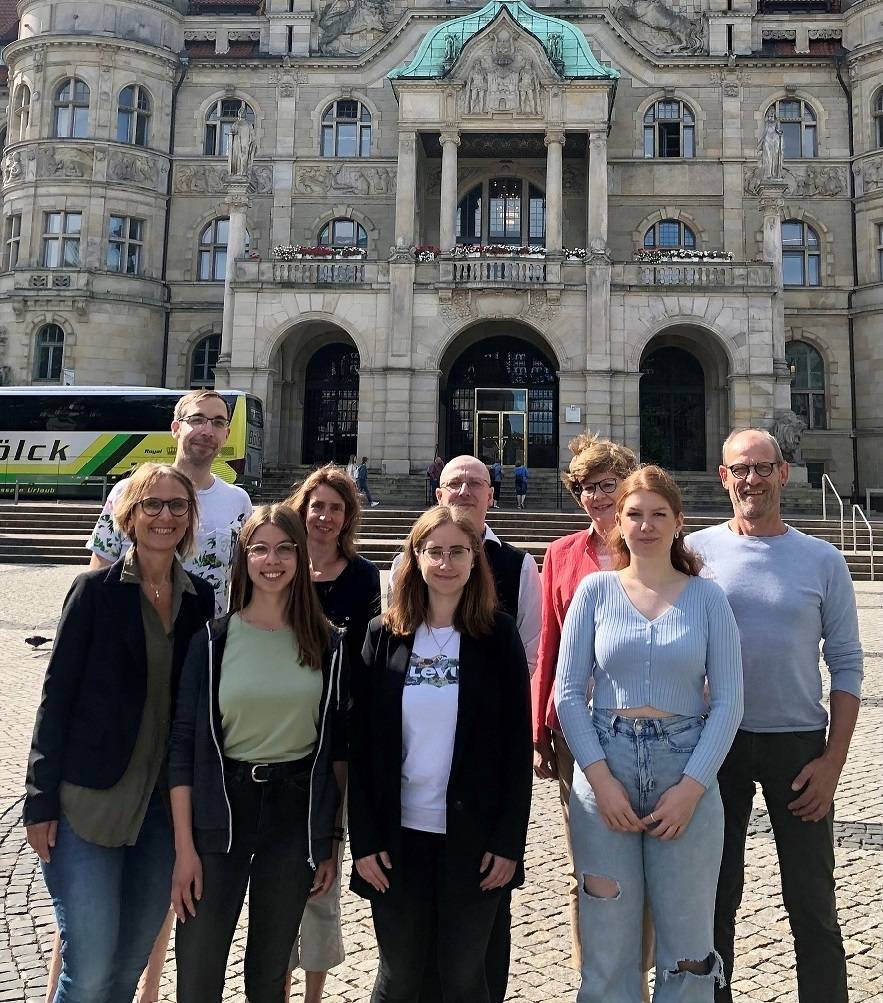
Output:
[138, 497, 191, 517]
[572, 478, 619, 498]
[418, 546, 473, 565]
[246, 542, 298, 560]
[725, 462, 780, 480]
[180, 414, 230, 431]
[440, 479, 491, 493]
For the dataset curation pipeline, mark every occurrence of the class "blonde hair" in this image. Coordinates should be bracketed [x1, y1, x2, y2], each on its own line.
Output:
[112, 463, 199, 558]
[173, 389, 229, 422]
[285, 464, 362, 561]
[561, 433, 639, 501]
[385, 506, 497, 638]
[229, 504, 330, 670]
[608, 465, 702, 577]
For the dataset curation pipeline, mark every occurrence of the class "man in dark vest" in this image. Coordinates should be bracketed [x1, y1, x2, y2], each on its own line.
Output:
[390, 454, 541, 1002]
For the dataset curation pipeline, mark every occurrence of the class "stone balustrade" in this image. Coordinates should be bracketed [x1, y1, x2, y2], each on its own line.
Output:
[615, 261, 774, 289]
[439, 256, 553, 286]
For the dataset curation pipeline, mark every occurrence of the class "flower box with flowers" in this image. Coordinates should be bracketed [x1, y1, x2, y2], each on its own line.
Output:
[272, 245, 366, 261]
[634, 248, 735, 264]
[447, 244, 547, 259]
[415, 244, 439, 262]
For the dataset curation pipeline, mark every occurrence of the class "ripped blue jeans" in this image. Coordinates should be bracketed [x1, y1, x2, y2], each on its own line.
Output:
[569, 710, 725, 1003]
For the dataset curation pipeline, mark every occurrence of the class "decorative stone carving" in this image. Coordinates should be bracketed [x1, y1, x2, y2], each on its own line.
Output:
[2, 151, 23, 185]
[108, 151, 160, 187]
[772, 410, 806, 463]
[175, 163, 273, 194]
[229, 110, 257, 178]
[438, 289, 473, 325]
[807, 28, 842, 39]
[856, 158, 883, 192]
[293, 163, 395, 195]
[524, 291, 560, 323]
[744, 164, 846, 197]
[455, 26, 547, 117]
[36, 146, 91, 179]
[757, 115, 784, 181]
[761, 29, 796, 40]
[317, 0, 394, 56]
[610, 0, 705, 55]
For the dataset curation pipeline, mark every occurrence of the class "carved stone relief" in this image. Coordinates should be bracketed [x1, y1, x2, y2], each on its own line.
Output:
[2, 151, 24, 185]
[294, 163, 395, 195]
[610, 0, 706, 55]
[455, 27, 546, 117]
[743, 164, 847, 197]
[855, 158, 883, 192]
[175, 163, 273, 194]
[317, 0, 395, 56]
[36, 145, 92, 179]
[438, 290, 473, 326]
[108, 151, 163, 188]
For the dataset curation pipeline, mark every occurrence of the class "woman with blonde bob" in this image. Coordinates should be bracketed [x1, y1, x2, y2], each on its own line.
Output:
[556, 466, 744, 1003]
[24, 463, 215, 1003]
[349, 506, 533, 1003]
[169, 504, 348, 1003]
[284, 465, 380, 1003]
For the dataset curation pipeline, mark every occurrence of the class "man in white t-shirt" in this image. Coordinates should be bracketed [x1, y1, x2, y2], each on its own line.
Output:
[86, 389, 252, 615]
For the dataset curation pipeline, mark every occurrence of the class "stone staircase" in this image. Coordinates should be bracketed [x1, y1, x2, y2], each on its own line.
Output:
[1, 499, 878, 579]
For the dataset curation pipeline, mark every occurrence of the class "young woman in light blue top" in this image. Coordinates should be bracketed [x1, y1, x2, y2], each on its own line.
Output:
[555, 466, 743, 1003]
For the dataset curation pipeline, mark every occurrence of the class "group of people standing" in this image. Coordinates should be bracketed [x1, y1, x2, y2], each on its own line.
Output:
[23, 403, 862, 1003]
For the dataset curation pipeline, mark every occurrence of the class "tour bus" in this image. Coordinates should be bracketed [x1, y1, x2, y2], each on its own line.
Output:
[0, 386, 263, 497]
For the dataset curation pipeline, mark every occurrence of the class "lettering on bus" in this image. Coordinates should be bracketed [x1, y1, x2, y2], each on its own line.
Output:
[0, 439, 70, 462]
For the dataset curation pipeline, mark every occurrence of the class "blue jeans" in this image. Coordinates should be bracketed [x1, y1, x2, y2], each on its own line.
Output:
[569, 711, 725, 1003]
[41, 794, 174, 1003]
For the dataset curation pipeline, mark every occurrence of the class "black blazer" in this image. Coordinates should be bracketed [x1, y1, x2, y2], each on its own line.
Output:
[348, 610, 533, 903]
[24, 559, 215, 826]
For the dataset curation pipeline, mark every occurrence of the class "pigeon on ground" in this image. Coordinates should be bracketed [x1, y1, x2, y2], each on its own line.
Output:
[25, 635, 52, 649]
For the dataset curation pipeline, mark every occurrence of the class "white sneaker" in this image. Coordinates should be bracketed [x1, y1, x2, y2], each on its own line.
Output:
[371, 501, 380, 507]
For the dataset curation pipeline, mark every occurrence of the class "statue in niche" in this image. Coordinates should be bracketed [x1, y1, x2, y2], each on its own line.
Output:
[758, 114, 784, 181]
[229, 109, 257, 178]
[442, 33, 461, 68]
[318, 0, 392, 55]
[772, 410, 806, 463]
[464, 58, 489, 114]
[610, 0, 705, 55]
[518, 66, 540, 116]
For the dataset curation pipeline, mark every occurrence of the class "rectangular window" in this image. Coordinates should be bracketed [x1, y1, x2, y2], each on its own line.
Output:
[782, 252, 805, 286]
[659, 121, 681, 158]
[643, 126, 655, 158]
[781, 122, 802, 160]
[107, 215, 144, 274]
[321, 125, 334, 157]
[42, 211, 81, 268]
[4, 214, 21, 271]
[336, 122, 357, 157]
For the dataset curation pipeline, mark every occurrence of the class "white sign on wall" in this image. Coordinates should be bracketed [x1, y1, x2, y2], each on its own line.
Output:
[565, 405, 581, 423]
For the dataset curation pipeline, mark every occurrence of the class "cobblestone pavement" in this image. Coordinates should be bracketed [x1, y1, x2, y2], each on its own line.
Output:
[0, 564, 880, 1002]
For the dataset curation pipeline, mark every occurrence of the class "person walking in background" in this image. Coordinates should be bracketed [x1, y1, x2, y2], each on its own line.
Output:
[284, 465, 381, 1003]
[349, 506, 532, 1003]
[688, 429, 863, 1003]
[531, 434, 639, 976]
[357, 456, 380, 508]
[169, 505, 347, 1003]
[513, 462, 528, 510]
[346, 455, 359, 482]
[556, 465, 743, 1003]
[426, 456, 444, 505]
[489, 460, 502, 509]
[25, 464, 214, 1003]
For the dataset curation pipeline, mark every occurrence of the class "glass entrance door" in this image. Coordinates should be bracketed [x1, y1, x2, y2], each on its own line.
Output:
[475, 409, 526, 465]
[476, 412, 502, 464]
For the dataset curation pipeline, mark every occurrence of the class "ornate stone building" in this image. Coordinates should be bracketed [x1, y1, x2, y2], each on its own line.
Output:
[1, 0, 882, 494]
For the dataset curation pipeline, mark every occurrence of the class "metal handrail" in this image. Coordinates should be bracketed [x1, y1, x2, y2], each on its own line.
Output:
[851, 504, 876, 582]
[821, 474, 845, 551]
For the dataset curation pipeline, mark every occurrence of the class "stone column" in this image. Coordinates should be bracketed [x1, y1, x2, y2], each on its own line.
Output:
[758, 180, 792, 418]
[587, 130, 608, 250]
[218, 178, 254, 371]
[544, 128, 565, 253]
[394, 130, 418, 246]
[438, 129, 460, 253]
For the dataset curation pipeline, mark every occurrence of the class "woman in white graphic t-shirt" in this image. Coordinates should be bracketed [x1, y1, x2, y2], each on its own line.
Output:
[348, 505, 533, 1003]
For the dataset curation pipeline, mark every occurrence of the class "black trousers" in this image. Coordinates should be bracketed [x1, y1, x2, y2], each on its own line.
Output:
[371, 827, 502, 1003]
[175, 761, 315, 1003]
[714, 729, 847, 1003]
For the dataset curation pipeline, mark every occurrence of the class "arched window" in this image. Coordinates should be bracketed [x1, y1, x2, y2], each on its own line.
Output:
[874, 89, 883, 149]
[34, 324, 65, 382]
[643, 99, 695, 158]
[786, 340, 826, 429]
[204, 98, 254, 157]
[190, 334, 221, 388]
[769, 99, 817, 159]
[643, 219, 697, 250]
[0, 125, 5, 157]
[53, 78, 90, 138]
[198, 218, 250, 281]
[117, 85, 151, 146]
[13, 84, 30, 141]
[318, 219, 368, 249]
[456, 178, 546, 246]
[782, 220, 821, 286]
[321, 99, 371, 157]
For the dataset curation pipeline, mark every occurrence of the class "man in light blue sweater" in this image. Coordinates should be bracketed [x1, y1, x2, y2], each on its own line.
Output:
[689, 428, 863, 1003]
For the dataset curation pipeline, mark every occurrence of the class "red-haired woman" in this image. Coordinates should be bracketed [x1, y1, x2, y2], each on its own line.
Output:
[349, 506, 532, 1003]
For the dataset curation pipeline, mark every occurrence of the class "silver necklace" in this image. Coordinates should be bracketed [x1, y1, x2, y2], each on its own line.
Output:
[427, 624, 456, 659]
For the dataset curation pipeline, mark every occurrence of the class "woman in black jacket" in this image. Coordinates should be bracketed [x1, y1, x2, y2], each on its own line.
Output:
[23, 462, 215, 1003]
[168, 503, 347, 1003]
[349, 505, 533, 1003]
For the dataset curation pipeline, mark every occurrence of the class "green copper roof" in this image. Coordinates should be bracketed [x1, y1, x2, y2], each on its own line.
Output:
[389, 0, 618, 81]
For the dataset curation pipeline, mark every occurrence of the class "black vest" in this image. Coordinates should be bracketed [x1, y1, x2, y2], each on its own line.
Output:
[483, 536, 526, 619]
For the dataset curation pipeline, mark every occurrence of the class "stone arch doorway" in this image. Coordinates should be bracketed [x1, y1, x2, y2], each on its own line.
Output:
[440, 325, 559, 468]
[638, 328, 730, 471]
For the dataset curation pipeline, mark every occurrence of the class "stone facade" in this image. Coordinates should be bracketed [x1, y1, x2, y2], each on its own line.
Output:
[1, 0, 882, 494]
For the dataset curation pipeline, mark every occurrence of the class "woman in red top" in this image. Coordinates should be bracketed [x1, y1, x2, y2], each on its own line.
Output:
[531, 434, 638, 970]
